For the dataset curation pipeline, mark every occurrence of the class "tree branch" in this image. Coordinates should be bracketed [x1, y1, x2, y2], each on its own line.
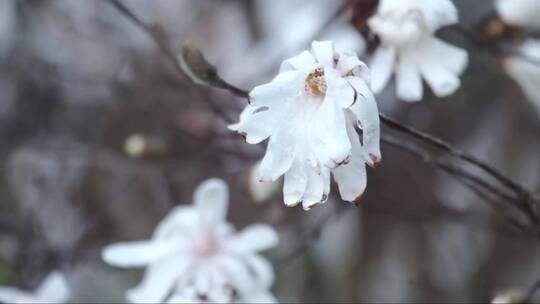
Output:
[379, 113, 528, 196]
[107, 0, 540, 233]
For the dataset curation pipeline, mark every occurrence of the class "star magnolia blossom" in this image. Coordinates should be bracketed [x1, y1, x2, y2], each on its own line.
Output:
[229, 40, 381, 210]
[496, 0, 540, 30]
[0, 271, 70, 304]
[368, 0, 468, 101]
[503, 39, 540, 115]
[167, 286, 276, 304]
[102, 178, 279, 303]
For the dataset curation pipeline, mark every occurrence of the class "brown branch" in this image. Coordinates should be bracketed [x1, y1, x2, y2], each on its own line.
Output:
[381, 134, 532, 233]
[381, 134, 517, 203]
[379, 113, 528, 196]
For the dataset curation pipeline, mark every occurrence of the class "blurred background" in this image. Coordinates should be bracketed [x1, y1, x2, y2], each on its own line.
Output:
[0, 0, 540, 302]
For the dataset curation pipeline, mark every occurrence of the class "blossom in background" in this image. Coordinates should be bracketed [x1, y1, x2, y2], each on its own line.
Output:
[102, 178, 279, 303]
[495, 0, 540, 30]
[229, 40, 380, 210]
[503, 39, 540, 115]
[0, 271, 70, 303]
[368, 0, 468, 101]
[166, 286, 276, 304]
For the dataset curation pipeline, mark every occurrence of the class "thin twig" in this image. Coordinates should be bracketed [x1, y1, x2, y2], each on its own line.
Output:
[109, 0, 187, 83]
[273, 205, 342, 268]
[381, 134, 532, 233]
[381, 134, 517, 203]
[108, 0, 235, 123]
[524, 276, 540, 303]
[379, 113, 528, 196]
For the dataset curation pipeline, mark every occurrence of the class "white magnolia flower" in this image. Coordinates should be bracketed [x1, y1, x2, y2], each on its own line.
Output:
[0, 271, 70, 304]
[368, 0, 468, 101]
[503, 39, 540, 115]
[102, 178, 279, 303]
[166, 285, 276, 304]
[496, 0, 540, 30]
[229, 40, 381, 210]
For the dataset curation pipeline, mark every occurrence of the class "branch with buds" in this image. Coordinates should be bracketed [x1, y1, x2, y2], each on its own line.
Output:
[108, 0, 540, 236]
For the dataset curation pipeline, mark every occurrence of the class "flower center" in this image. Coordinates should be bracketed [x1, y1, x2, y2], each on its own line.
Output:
[305, 67, 327, 97]
[194, 234, 216, 257]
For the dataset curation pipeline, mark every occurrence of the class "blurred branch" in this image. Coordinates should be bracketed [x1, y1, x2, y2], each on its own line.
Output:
[109, 0, 188, 84]
[381, 134, 516, 203]
[524, 276, 540, 303]
[108, 0, 237, 123]
[381, 134, 531, 233]
[273, 204, 342, 268]
[379, 113, 527, 196]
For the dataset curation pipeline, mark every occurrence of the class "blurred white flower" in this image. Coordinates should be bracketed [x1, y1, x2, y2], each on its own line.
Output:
[229, 40, 381, 210]
[491, 290, 525, 304]
[0, 271, 70, 304]
[503, 39, 540, 115]
[166, 285, 277, 304]
[368, 0, 468, 101]
[496, 0, 540, 30]
[102, 178, 279, 303]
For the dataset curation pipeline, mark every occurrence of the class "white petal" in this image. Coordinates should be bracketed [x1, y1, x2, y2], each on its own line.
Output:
[311, 40, 335, 67]
[194, 178, 229, 228]
[249, 160, 281, 203]
[504, 40, 540, 113]
[302, 166, 330, 210]
[395, 49, 423, 102]
[312, 96, 351, 167]
[283, 157, 308, 207]
[224, 224, 279, 253]
[280, 50, 317, 72]
[496, 0, 540, 30]
[241, 290, 278, 304]
[194, 268, 212, 295]
[214, 255, 254, 295]
[243, 254, 275, 289]
[347, 77, 381, 166]
[127, 258, 190, 304]
[426, 38, 468, 75]
[102, 240, 177, 268]
[369, 13, 422, 46]
[166, 293, 196, 304]
[248, 71, 301, 107]
[333, 119, 368, 203]
[36, 272, 69, 303]
[0, 288, 39, 304]
[370, 46, 396, 93]
[336, 51, 363, 76]
[228, 105, 281, 144]
[424, 0, 459, 28]
[258, 99, 301, 182]
[326, 71, 356, 108]
[153, 206, 198, 239]
[416, 46, 460, 97]
[337, 52, 371, 84]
